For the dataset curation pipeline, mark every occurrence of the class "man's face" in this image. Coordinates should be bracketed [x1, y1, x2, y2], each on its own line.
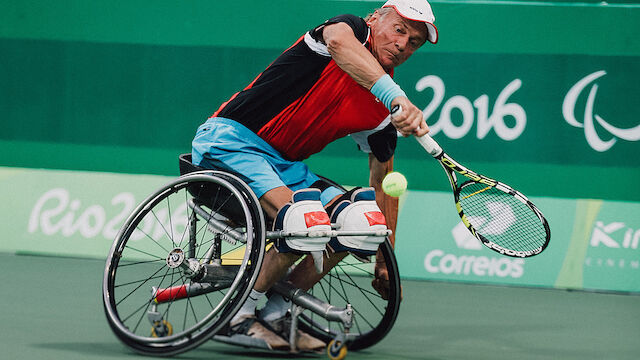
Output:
[367, 9, 428, 71]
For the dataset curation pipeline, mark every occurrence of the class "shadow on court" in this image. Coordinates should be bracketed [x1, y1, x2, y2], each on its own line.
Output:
[2, 253, 638, 360]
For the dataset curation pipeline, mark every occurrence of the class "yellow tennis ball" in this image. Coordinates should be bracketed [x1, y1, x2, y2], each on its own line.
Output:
[382, 172, 407, 197]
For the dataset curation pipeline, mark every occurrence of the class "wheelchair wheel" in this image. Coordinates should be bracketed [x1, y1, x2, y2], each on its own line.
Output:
[298, 239, 401, 351]
[102, 171, 265, 356]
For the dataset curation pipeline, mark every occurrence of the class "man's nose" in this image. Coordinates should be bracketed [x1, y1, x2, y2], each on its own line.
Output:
[395, 36, 408, 51]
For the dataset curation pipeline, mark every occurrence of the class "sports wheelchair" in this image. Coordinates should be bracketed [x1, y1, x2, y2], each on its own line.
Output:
[102, 154, 402, 359]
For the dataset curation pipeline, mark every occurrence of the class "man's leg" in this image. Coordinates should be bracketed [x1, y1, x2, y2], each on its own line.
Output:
[232, 185, 295, 309]
[254, 186, 301, 292]
[230, 186, 330, 352]
[258, 186, 292, 220]
[227, 186, 299, 350]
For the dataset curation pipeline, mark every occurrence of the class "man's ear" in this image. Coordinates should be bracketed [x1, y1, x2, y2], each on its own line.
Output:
[367, 10, 380, 26]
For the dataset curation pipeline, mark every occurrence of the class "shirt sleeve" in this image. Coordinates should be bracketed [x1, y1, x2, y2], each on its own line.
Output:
[350, 116, 398, 163]
[305, 14, 370, 56]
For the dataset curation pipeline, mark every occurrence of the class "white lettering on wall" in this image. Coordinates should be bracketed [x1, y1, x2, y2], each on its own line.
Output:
[416, 75, 527, 141]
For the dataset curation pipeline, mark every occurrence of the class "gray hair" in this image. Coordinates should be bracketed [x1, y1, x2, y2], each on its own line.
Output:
[363, 7, 393, 22]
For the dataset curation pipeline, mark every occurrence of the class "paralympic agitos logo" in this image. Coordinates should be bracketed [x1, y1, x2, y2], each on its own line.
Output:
[562, 70, 640, 152]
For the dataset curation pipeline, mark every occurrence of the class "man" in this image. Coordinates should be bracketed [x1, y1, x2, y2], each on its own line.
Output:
[192, 0, 438, 352]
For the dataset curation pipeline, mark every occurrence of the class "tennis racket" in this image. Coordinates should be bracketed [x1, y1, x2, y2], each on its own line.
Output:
[392, 106, 550, 258]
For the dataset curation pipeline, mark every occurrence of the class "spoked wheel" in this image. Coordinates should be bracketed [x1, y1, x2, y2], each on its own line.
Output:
[102, 171, 265, 356]
[299, 239, 401, 351]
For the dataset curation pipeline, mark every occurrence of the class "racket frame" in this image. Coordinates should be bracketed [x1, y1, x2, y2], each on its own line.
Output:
[389, 105, 549, 257]
[418, 134, 550, 258]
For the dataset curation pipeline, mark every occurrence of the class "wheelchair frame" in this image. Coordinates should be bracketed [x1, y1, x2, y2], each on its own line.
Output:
[102, 155, 402, 358]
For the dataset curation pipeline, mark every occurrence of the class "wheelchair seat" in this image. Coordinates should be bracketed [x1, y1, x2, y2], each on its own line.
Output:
[178, 153, 252, 223]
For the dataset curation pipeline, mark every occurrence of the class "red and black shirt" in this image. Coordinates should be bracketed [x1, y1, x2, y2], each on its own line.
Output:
[212, 14, 397, 162]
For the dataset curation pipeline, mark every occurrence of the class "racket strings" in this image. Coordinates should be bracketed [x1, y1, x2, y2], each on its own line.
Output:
[458, 183, 547, 252]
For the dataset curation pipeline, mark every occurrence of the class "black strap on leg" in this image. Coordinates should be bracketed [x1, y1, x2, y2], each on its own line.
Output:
[309, 179, 332, 193]
[324, 187, 361, 216]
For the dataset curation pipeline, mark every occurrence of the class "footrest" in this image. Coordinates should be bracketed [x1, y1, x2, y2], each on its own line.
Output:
[212, 334, 272, 350]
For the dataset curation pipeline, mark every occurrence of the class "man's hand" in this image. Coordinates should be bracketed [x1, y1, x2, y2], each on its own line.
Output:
[371, 260, 391, 300]
[372, 255, 403, 302]
[390, 97, 429, 137]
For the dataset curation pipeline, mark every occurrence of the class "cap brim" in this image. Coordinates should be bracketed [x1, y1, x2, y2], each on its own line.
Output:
[425, 22, 438, 44]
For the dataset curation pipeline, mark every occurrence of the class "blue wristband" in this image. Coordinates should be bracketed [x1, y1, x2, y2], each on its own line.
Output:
[370, 74, 406, 110]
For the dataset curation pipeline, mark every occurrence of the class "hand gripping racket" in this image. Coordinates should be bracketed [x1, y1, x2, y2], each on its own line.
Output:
[392, 106, 550, 258]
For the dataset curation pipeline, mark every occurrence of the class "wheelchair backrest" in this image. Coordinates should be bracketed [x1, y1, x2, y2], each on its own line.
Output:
[179, 153, 205, 176]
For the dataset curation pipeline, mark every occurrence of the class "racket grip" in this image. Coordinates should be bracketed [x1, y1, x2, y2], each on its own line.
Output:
[416, 134, 443, 157]
[391, 105, 442, 157]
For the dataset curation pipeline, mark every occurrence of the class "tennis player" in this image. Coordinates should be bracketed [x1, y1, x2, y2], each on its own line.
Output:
[191, 0, 437, 351]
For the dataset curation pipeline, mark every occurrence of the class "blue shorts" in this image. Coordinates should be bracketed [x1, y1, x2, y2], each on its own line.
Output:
[192, 117, 343, 205]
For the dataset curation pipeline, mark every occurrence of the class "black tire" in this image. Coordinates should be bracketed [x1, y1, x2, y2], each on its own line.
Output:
[102, 171, 265, 356]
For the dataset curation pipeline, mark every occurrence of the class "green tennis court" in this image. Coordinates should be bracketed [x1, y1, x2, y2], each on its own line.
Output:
[3, 252, 638, 360]
[2, 1, 639, 359]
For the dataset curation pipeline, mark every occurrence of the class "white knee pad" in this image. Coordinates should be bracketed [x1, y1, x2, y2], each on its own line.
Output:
[276, 188, 331, 252]
[273, 189, 331, 272]
[331, 188, 387, 253]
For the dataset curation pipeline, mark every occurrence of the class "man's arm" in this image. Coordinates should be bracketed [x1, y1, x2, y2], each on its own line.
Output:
[369, 153, 398, 247]
[322, 22, 427, 137]
[323, 22, 386, 89]
[369, 153, 399, 300]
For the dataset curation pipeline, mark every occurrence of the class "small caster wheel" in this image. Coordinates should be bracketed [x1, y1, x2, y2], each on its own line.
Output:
[150, 320, 173, 337]
[327, 339, 347, 360]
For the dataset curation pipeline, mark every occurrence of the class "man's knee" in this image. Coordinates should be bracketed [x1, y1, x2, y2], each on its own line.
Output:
[272, 188, 332, 253]
[260, 186, 294, 220]
[327, 187, 387, 256]
[272, 188, 332, 273]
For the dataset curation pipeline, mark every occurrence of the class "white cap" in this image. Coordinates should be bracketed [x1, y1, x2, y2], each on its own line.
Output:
[382, 0, 438, 44]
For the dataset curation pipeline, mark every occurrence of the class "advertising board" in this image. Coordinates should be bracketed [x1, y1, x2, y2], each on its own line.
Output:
[2, 167, 638, 292]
